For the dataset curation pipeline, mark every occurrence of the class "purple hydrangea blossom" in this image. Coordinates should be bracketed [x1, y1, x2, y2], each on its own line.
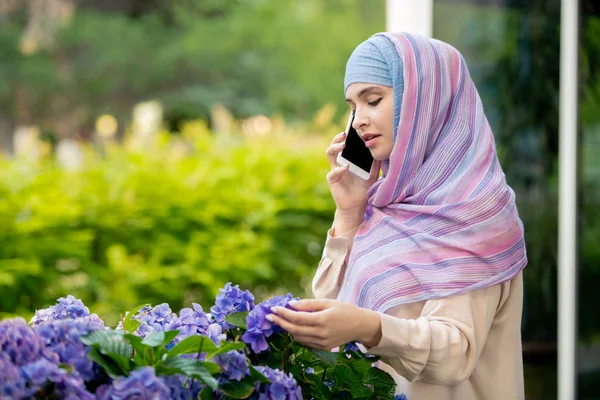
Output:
[21, 358, 95, 400]
[171, 303, 225, 346]
[252, 366, 302, 400]
[343, 342, 361, 353]
[125, 303, 178, 338]
[242, 294, 296, 353]
[163, 374, 204, 400]
[0, 353, 26, 399]
[0, 318, 58, 366]
[173, 303, 210, 338]
[96, 367, 170, 400]
[394, 395, 408, 400]
[170, 304, 223, 347]
[33, 317, 105, 382]
[30, 295, 103, 327]
[211, 283, 255, 330]
[214, 350, 249, 382]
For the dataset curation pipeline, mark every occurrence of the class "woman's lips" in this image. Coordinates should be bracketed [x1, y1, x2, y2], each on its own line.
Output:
[363, 134, 381, 148]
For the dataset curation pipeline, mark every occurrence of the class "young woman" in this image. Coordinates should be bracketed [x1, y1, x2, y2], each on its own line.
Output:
[267, 32, 527, 399]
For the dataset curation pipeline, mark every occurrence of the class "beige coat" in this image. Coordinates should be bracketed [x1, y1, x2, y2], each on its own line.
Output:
[312, 226, 525, 400]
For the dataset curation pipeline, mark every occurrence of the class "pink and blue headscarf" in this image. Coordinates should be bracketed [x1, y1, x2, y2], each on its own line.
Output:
[337, 32, 527, 312]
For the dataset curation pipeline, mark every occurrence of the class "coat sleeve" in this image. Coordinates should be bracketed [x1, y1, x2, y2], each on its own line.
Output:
[311, 225, 359, 299]
[364, 284, 503, 385]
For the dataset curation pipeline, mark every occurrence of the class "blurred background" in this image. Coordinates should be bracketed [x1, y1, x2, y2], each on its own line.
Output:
[0, 0, 598, 398]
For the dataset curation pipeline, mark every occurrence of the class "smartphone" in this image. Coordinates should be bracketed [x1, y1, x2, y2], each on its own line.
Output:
[336, 111, 374, 180]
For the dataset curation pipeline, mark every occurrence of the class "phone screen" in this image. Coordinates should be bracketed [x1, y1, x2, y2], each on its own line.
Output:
[341, 113, 374, 172]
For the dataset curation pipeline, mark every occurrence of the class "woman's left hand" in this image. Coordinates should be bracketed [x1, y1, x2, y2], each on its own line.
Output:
[267, 299, 382, 351]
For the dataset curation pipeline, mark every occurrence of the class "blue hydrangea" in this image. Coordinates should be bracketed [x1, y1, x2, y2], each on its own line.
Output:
[162, 374, 204, 400]
[21, 358, 95, 400]
[171, 304, 223, 347]
[33, 317, 105, 382]
[96, 366, 170, 400]
[0, 318, 58, 366]
[214, 350, 249, 382]
[173, 303, 210, 339]
[30, 295, 103, 326]
[394, 395, 408, 400]
[211, 283, 255, 330]
[343, 342, 361, 353]
[171, 303, 225, 346]
[126, 303, 178, 338]
[242, 294, 296, 353]
[252, 366, 302, 400]
[0, 353, 26, 399]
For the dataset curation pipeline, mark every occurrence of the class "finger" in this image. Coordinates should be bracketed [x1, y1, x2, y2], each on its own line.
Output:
[292, 336, 330, 350]
[326, 165, 349, 185]
[270, 306, 319, 327]
[330, 131, 346, 145]
[267, 314, 317, 337]
[286, 299, 332, 312]
[325, 142, 346, 169]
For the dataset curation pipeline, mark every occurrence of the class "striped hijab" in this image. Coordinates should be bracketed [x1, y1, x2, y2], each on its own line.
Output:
[337, 32, 527, 313]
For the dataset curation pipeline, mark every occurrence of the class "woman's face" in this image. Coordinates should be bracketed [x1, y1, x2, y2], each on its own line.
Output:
[345, 83, 395, 161]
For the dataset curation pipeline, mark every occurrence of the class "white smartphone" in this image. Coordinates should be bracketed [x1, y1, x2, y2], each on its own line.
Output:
[336, 111, 374, 180]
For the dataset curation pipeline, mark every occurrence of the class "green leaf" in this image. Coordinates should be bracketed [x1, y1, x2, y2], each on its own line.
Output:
[159, 358, 219, 390]
[348, 381, 373, 399]
[199, 387, 215, 400]
[219, 378, 256, 399]
[105, 352, 134, 375]
[82, 330, 132, 358]
[249, 364, 270, 384]
[333, 364, 353, 386]
[304, 372, 333, 400]
[141, 330, 180, 348]
[121, 304, 150, 333]
[310, 349, 337, 367]
[123, 333, 145, 358]
[364, 368, 396, 397]
[225, 312, 248, 329]
[167, 335, 217, 357]
[86, 347, 125, 379]
[206, 341, 246, 359]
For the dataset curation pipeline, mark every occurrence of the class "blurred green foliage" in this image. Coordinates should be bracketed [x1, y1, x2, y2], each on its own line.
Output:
[0, 0, 385, 137]
[0, 122, 336, 327]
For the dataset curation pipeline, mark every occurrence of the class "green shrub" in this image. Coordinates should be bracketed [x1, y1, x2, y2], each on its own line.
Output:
[0, 122, 335, 326]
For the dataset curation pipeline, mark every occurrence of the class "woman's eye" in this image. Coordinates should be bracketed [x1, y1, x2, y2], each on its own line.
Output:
[368, 98, 382, 106]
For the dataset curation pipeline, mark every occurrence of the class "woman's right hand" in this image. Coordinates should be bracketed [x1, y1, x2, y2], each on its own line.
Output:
[325, 131, 381, 221]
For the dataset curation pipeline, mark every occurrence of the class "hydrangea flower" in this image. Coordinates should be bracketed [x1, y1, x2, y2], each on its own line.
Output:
[211, 283, 255, 330]
[242, 294, 296, 353]
[0, 318, 58, 366]
[21, 358, 95, 400]
[394, 395, 408, 400]
[252, 366, 302, 400]
[0, 353, 26, 399]
[30, 295, 103, 327]
[173, 303, 210, 338]
[96, 367, 170, 400]
[343, 342, 361, 353]
[125, 303, 178, 338]
[162, 375, 204, 400]
[170, 304, 224, 347]
[214, 350, 249, 382]
[33, 317, 105, 382]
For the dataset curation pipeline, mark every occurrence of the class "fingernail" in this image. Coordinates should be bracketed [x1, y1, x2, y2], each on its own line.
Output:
[288, 300, 299, 305]
[266, 315, 274, 322]
[270, 307, 278, 314]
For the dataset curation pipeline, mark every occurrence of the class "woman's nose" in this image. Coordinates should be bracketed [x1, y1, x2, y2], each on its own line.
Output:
[352, 109, 368, 131]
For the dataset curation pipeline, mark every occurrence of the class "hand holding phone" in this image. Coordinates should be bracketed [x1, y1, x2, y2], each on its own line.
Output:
[336, 111, 374, 180]
[325, 112, 380, 220]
